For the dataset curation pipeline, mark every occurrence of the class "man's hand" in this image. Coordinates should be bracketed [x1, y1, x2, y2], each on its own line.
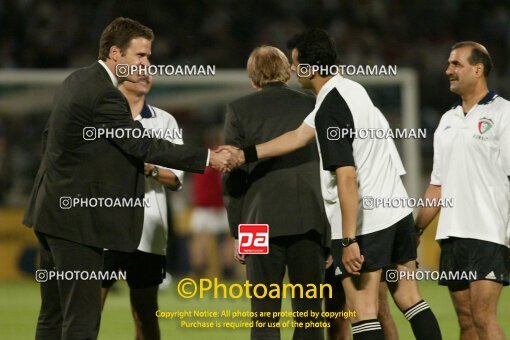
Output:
[215, 145, 245, 167]
[144, 162, 181, 189]
[234, 239, 246, 264]
[208, 146, 245, 172]
[144, 163, 155, 176]
[342, 243, 364, 275]
[209, 148, 235, 172]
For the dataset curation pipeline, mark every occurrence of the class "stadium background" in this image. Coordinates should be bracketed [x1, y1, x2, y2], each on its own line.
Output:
[0, 0, 509, 338]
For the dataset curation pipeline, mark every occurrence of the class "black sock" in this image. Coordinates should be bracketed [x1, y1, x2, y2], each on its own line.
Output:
[403, 300, 442, 340]
[351, 319, 384, 340]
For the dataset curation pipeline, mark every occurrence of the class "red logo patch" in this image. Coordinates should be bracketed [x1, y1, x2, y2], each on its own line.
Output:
[238, 224, 269, 254]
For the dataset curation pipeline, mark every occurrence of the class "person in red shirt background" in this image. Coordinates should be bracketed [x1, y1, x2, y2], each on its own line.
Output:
[189, 129, 239, 280]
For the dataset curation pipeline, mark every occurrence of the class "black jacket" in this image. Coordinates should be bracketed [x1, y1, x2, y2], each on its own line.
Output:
[223, 82, 330, 247]
[23, 62, 208, 251]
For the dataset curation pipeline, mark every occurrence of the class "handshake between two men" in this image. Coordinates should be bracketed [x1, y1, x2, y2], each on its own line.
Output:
[208, 145, 246, 173]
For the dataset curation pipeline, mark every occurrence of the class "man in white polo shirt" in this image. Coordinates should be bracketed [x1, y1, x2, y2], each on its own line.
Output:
[416, 41, 510, 340]
[224, 29, 441, 340]
[101, 75, 184, 340]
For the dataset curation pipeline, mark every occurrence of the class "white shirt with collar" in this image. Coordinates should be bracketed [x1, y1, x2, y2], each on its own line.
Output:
[432, 91, 510, 247]
[135, 103, 185, 255]
[304, 75, 411, 239]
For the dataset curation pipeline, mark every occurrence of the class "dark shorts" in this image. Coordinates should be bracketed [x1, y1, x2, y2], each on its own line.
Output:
[102, 250, 166, 289]
[439, 237, 510, 290]
[330, 213, 417, 277]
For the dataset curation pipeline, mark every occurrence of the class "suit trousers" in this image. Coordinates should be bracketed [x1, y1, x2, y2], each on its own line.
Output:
[35, 231, 103, 340]
[246, 231, 326, 340]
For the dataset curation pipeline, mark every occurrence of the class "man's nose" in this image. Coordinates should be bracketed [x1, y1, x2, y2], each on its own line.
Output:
[139, 58, 149, 66]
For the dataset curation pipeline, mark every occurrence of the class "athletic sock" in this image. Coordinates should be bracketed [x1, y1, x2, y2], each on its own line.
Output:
[351, 319, 384, 340]
[403, 300, 442, 340]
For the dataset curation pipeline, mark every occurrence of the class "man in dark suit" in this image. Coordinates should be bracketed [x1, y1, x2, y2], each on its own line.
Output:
[23, 17, 235, 339]
[223, 46, 331, 340]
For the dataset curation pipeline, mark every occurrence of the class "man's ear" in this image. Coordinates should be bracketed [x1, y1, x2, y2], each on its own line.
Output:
[475, 63, 484, 78]
[250, 79, 260, 90]
[109, 45, 122, 62]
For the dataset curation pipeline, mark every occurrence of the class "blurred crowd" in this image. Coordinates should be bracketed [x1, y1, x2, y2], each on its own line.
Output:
[1, 0, 509, 106]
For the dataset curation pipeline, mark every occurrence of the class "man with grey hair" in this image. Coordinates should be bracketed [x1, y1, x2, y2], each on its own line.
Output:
[223, 45, 331, 340]
[416, 41, 510, 340]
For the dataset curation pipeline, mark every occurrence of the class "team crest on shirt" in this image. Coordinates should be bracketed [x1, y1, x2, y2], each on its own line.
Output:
[478, 117, 494, 134]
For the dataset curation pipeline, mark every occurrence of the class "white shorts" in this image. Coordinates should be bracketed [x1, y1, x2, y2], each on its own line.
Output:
[190, 207, 229, 234]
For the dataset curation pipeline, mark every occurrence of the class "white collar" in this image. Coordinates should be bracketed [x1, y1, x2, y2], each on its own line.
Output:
[98, 60, 119, 87]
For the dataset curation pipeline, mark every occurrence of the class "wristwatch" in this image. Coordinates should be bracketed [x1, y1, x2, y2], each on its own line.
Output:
[150, 166, 159, 178]
[341, 237, 357, 247]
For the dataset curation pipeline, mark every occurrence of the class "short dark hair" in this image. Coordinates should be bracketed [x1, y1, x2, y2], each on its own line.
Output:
[451, 41, 493, 77]
[287, 29, 337, 76]
[98, 17, 154, 61]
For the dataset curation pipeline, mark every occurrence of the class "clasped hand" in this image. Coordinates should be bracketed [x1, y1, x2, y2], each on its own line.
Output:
[209, 145, 245, 173]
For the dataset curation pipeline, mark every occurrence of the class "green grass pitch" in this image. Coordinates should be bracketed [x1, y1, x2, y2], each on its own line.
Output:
[1, 280, 509, 339]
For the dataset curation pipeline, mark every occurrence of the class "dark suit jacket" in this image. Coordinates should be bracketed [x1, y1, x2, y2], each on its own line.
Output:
[223, 82, 330, 248]
[23, 61, 208, 251]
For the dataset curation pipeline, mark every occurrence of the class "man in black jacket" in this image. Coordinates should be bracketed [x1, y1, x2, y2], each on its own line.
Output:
[223, 46, 331, 340]
[23, 17, 235, 339]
